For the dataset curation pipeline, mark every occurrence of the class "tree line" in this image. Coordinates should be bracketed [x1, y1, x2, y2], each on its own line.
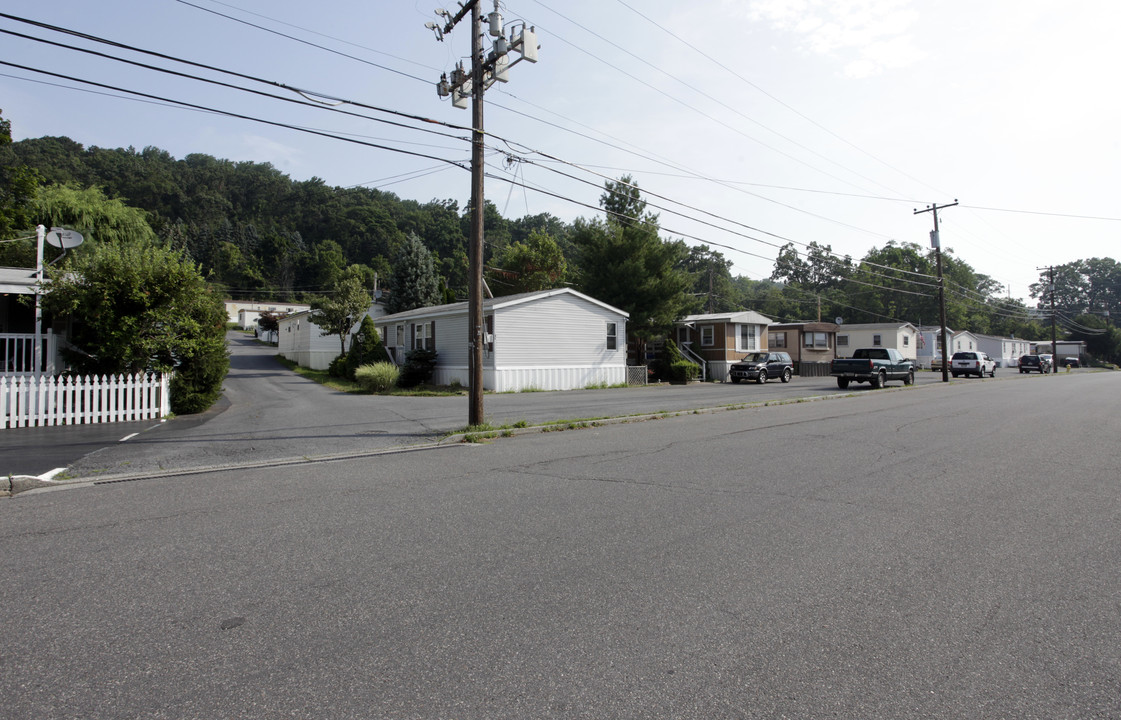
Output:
[3, 118, 1119, 364]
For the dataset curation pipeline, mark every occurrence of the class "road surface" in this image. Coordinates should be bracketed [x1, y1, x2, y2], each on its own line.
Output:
[2, 370, 1118, 718]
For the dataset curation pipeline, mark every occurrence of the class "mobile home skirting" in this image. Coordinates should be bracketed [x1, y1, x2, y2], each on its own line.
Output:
[282, 350, 337, 371]
[433, 364, 626, 392]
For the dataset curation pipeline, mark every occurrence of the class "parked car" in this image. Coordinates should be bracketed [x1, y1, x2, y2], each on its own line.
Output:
[729, 351, 793, 384]
[831, 347, 914, 389]
[1061, 356, 1081, 368]
[1039, 354, 1054, 370]
[951, 351, 996, 378]
[1018, 354, 1050, 373]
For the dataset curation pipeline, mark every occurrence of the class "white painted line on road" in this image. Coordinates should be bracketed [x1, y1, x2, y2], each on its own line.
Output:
[41, 468, 68, 480]
[120, 433, 139, 442]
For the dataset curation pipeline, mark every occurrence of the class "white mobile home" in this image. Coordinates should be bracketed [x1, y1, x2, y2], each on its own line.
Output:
[974, 334, 1031, 368]
[377, 288, 629, 392]
[223, 300, 310, 325]
[834, 323, 918, 361]
[951, 330, 980, 354]
[277, 304, 386, 370]
[914, 326, 953, 369]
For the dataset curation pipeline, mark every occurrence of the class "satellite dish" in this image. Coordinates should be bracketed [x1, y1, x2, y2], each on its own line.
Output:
[835, 317, 844, 325]
[46, 227, 84, 249]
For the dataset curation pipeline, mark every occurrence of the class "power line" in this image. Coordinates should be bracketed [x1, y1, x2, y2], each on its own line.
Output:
[180, 0, 442, 73]
[0, 13, 469, 134]
[1, 24, 472, 147]
[528, 0, 908, 199]
[961, 205, 1121, 222]
[516, 13, 893, 198]
[0, 60, 470, 171]
[171, 0, 432, 84]
[608, 0, 950, 201]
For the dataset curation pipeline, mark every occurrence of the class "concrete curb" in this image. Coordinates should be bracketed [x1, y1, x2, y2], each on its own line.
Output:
[5, 475, 62, 496]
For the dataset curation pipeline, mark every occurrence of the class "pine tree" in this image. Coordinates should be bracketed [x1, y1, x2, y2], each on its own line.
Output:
[388, 232, 441, 313]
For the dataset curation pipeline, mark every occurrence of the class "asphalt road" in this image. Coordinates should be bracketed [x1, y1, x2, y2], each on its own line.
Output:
[2, 371, 1118, 718]
[3, 332, 1048, 480]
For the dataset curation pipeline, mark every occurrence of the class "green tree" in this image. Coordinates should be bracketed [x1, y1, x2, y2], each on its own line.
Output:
[1063, 313, 1121, 364]
[388, 232, 441, 313]
[42, 236, 229, 414]
[574, 177, 696, 340]
[491, 229, 567, 295]
[0, 110, 40, 247]
[34, 184, 158, 245]
[684, 245, 738, 313]
[310, 269, 373, 356]
[600, 174, 648, 227]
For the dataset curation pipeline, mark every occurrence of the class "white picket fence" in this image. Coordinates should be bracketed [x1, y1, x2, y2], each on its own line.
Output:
[1, 373, 170, 429]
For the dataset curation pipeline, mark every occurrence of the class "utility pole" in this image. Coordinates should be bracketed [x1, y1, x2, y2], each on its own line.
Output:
[429, 1, 538, 426]
[34, 224, 45, 376]
[1038, 265, 1058, 373]
[915, 200, 957, 382]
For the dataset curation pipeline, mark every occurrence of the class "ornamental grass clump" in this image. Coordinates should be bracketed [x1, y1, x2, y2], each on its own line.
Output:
[355, 362, 399, 392]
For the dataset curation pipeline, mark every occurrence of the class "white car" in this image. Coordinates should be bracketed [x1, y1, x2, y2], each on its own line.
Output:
[951, 351, 996, 378]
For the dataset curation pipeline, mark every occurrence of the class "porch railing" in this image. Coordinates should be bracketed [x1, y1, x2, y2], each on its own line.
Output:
[678, 342, 707, 381]
[0, 331, 58, 375]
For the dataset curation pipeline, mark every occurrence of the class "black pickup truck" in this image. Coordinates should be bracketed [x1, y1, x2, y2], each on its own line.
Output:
[831, 347, 915, 389]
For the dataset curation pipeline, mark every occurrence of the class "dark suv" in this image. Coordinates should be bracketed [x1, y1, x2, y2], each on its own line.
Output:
[729, 351, 794, 384]
[1018, 354, 1050, 374]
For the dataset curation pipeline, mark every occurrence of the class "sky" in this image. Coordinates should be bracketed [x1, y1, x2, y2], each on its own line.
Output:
[2, 0, 1119, 307]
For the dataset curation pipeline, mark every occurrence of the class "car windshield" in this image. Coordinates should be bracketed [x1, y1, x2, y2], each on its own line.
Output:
[740, 352, 769, 363]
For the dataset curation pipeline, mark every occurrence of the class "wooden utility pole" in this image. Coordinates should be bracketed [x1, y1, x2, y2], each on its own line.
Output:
[467, 1, 485, 425]
[915, 201, 957, 383]
[431, 0, 537, 427]
[1047, 266, 1057, 373]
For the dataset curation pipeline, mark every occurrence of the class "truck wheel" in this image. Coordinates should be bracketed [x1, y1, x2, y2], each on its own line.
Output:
[904, 370, 914, 386]
[781, 368, 792, 383]
[870, 371, 884, 389]
[837, 378, 849, 390]
[731, 377, 741, 384]
[990, 367, 996, 377]
[756, 370, 767, 384]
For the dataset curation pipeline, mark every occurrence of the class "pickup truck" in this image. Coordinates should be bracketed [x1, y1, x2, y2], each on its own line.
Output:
[831, 347, 915, 389]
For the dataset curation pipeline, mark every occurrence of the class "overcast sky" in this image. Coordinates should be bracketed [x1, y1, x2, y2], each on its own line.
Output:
[3, 0, 1119, 306]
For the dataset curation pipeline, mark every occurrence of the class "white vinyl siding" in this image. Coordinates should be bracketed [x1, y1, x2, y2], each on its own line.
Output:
[831, 325, 917, 360]
[497, 293, 625, 367]
[374, 290, 628, 391]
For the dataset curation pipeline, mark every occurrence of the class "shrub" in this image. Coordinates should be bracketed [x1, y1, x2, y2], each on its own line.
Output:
[327, 353, 349, 378]
[355, 362, 399, 392]
[652, 338, 699, 382]
[344, 316, 390, 379]
[170, 340, 230, 414]
[668, 359, 701, 382]
[398, 348, 438, 387]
